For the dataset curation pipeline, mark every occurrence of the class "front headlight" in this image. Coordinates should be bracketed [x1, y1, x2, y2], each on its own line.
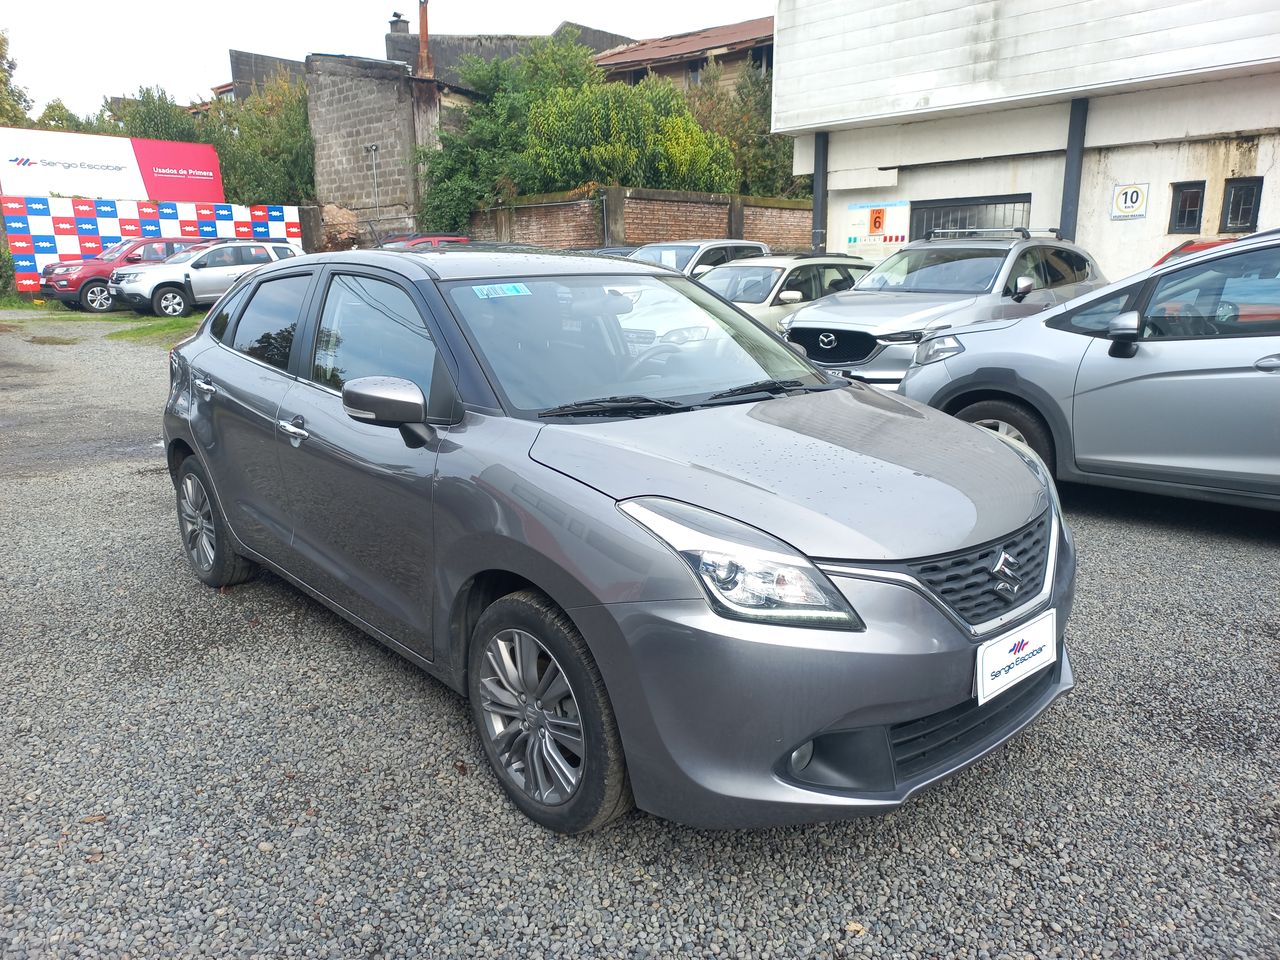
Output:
[914, 334, 964, 366]
[877, 330, 924, 344]
[115, 272, 139, 282]
[620, 497, 864, 630]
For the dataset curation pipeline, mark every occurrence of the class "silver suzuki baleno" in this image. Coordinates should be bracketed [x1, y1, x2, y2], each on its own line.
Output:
[164, 250, 1076, 833]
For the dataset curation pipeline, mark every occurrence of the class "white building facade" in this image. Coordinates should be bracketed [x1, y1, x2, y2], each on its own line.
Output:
[774, 0, 1280, 278]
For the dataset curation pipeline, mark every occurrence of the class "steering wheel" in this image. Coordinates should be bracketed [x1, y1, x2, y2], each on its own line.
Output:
[623, 341, 681, 379]
[1215, 300, 1240, 325]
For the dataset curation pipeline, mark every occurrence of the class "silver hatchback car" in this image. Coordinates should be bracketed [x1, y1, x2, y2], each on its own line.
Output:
[164, 250, 1075, 832]
[784, 230, 1106, 388]
[901, 232, 1280, 511]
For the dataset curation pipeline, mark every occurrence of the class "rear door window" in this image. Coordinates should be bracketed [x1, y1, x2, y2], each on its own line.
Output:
[273, 246, 297, 260]
[229, 274, 312, 370]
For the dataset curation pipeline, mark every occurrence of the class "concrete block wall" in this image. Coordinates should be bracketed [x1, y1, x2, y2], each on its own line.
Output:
[306, 55, 419, 238]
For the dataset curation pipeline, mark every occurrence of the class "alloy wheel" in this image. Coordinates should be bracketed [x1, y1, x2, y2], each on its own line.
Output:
[84, 284, 112, 312]
[973, 418, 1027, 445]
[178, 473, 216, 572]
[159, 292, 185, 316]
[477, 628, 585, 806]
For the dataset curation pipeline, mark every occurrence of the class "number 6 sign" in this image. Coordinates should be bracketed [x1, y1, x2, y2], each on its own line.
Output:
[868, 208, 885, 235]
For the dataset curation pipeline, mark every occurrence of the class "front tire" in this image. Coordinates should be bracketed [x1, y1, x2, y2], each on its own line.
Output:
[468, 591, 633, 833]
[175, 456, 257, 588]
[153, 286, 191, 318]
[81, 281, 113, 313]
[955, 398, 1055, 471]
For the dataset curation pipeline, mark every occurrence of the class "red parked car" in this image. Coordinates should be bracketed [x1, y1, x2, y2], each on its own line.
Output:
[40, 237, 201, 313]
[383, 234, 471, 250]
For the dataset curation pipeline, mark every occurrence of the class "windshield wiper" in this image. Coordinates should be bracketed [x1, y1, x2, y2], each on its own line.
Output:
[702, 379, 844, 403]
[538, 395, 689, 418]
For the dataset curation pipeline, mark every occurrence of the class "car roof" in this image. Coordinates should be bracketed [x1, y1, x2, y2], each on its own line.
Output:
[904, 236, 1093, 254]
[635, 239, 765, 249]
[708, 255, 869, 268]
[270, 248, 674, 281]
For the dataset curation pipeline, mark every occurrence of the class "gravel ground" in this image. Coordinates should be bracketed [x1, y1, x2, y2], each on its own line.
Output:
[1, 310, 1277, 959]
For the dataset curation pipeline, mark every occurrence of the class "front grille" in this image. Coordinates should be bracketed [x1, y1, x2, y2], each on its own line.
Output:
[787, 328, 877, 365]
[889, 660, 1057, 782]
[908, 511, 1052, 626]
[622, 328, 656, 348]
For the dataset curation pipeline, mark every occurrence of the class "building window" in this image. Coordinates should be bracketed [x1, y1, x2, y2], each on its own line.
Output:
[1220, 177, 1263, 233]
[909, 194, 1032, 240]
[688, 59, 706, 87]
[1168, 181, 1204, 234]
[751, 46, 772, 74]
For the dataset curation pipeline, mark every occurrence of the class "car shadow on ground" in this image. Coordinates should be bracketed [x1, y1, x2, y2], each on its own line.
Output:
[1058, 482, 1280, 544]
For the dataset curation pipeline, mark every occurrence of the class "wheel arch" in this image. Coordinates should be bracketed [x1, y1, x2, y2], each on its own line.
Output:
[166, 437, 196, 486]
[932, 371, 1075, 477]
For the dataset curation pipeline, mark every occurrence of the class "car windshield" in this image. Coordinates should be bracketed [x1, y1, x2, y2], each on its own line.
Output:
[859, 247, 1006, 294]
[701, 265, 785, 304]
[165, 247, 206, 264]
[630, 245, 698, 271]
[442, 274, 823, 416]
[97, 241, 131, 262]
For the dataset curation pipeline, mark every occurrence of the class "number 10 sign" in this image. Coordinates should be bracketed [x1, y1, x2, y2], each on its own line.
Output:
[1111, 183, 1148, 221]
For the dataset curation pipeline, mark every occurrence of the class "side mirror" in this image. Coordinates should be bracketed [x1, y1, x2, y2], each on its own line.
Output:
[787, 340, 808, 358]
[125, 253, 142, 263]
[1011, 276, 1035, 302]
[778, 289, 804, 304]
[343, 376, 426, 428]
[189, 260, 205, 269]
[690, 263, 713, 278]
[1107, 311, 1141, 358]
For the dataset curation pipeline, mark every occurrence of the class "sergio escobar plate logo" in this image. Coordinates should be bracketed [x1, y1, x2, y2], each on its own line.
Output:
[992, 639, 1047, 680]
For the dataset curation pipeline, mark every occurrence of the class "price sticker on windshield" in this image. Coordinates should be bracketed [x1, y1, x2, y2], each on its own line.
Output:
[1111, 183, 1148, 220]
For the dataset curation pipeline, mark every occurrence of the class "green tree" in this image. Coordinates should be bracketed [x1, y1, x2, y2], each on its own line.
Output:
[418, 29, 609, 231]
[113, 86, 200, 142]
[0, 30, 33, 127]
[198, 75, 315, 205]
[32, 98, 91, 131]
[523, 76, 736, 193]
[684, 61, 810, 198]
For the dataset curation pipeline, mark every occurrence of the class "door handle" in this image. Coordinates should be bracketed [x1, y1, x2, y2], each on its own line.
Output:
[193, 378, 217, 397]
[277, 419, 310, 441]
[1255, 356, 1280, 372]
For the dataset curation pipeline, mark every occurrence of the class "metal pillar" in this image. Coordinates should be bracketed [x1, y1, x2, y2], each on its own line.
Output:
[1059, 98, 1089, 241]
[811, 132, 829, 253]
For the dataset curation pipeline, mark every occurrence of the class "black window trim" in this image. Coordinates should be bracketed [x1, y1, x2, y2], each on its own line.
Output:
[295, 264, 466, 399]
[1219, 176, 1263, 234]
[1168, 180, 1206, 235]
[1045, 284, 1138, 338]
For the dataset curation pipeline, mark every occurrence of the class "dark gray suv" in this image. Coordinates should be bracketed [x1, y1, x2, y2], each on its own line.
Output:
[164, 250, 1076, 832]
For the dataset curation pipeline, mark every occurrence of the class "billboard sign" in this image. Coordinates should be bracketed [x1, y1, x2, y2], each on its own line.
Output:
[0, 127, 224, 202]
[3, 194, 301, 291]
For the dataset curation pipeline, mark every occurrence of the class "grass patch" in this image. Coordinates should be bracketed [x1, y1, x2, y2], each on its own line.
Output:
[26, 335, 81, 345]
[106, 312, 207, 348]
[0, 294, 61, 312]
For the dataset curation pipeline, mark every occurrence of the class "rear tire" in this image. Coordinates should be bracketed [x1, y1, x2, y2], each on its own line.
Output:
[955, 399, 1055, 472]
[153, 286, 191, 318]
[468, 590, 633, 833]
[81, 281, 113, 313]
[174, 456, 257, 588]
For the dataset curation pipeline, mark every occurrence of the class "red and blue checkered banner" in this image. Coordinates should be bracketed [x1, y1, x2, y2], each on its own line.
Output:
[3, 196, 303, 292]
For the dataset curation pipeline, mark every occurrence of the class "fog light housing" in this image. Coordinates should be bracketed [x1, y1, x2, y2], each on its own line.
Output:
[790, 740, 814, 772]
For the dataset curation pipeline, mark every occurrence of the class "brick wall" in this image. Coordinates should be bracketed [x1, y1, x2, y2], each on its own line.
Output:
[743, 201, 812, 250]
[306, 55, 419, 237]
[468, 187, 812, 250]
[622, 197, 729, 245]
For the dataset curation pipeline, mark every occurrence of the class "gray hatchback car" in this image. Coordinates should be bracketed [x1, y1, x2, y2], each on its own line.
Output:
[784, 230, 1106, 388]
[164, 250, 1076, 832]
[901, 232, 1280, 511]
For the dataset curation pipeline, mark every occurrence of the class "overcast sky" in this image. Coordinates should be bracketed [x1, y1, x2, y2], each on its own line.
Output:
[5, 0, 777, 116]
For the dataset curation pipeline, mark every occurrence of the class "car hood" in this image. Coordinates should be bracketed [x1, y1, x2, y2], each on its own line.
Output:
[529, 385, 1049, 562]
[789, 292, 980, 335]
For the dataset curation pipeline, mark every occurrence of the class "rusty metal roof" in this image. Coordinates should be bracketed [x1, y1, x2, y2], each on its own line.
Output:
[596, 16, 773, 70]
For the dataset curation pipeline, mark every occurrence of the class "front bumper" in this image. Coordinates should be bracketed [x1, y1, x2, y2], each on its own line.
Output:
[108, 282, 151, 308]
[793, 336, 915, 390]
[572, 522, 1076, 828]
[41, 277, 86, 303]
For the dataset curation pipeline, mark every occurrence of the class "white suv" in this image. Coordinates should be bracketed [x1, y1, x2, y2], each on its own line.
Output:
[629, 240, 769, 277]
[109, 240, 302, 316]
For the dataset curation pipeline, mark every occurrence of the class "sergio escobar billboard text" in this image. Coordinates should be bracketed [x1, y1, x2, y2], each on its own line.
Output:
[0, 127, 224, 203]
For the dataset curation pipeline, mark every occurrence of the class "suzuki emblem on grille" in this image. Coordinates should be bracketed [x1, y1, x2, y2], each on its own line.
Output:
[990, 550, 1024, 599]
[817, 332, 837, 349]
